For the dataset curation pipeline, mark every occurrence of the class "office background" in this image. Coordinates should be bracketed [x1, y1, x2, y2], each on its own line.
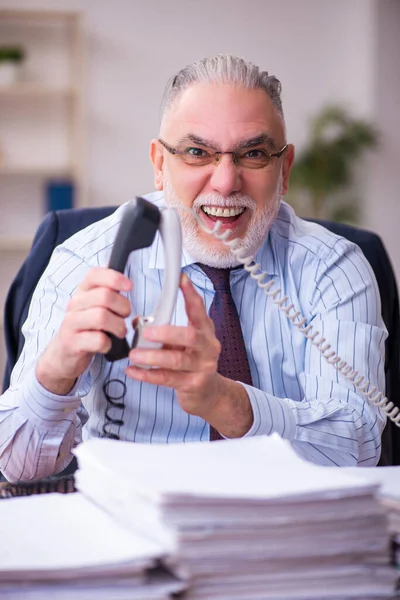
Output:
[0, 0, 399, 381]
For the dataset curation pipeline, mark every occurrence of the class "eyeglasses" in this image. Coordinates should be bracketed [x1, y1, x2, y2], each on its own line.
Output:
[158, 139, 288, 170]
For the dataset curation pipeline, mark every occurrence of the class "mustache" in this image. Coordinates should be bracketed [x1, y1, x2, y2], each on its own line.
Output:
[192, 193, 256, 211]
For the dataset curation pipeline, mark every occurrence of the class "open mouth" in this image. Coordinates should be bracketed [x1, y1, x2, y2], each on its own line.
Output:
[201, 205, 246, 224]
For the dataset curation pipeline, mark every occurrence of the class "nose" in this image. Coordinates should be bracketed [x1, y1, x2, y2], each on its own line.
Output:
[209, 154, 242, 197]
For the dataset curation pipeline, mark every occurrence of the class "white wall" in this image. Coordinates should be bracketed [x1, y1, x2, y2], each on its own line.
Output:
[0, 0, 399, 381]
[0, 0, 381, 201]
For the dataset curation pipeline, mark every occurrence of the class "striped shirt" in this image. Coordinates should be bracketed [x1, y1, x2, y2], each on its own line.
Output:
[0, 192, 387, 481]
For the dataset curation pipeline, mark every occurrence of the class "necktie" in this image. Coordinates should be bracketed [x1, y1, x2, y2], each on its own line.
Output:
[197, 264, 253, 440]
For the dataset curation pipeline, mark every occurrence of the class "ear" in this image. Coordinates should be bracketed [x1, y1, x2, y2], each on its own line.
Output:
[150, 139, 164, 190]
[280, 144, 295, 196]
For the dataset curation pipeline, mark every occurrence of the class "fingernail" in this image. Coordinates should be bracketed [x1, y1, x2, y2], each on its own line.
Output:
[181, 273, 190, 286]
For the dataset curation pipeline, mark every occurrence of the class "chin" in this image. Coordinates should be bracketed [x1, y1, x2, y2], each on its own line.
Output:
[190, 248, 242, 269]
[184, 231, 262, 269]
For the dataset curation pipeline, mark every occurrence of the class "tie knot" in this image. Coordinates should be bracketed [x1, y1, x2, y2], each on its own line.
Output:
[197, 264, 231, 291]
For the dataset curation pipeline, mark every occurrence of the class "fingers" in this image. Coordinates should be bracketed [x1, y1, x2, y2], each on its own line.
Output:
[78, 267, 132, 293]
[129, 348, 193, 371]
[127, 273, 220, 372]
[126, 364, 207, 391]
[128, 328, 220, 372]
[129, 344, 217, 372]
[69, 286, 131, 318]
[65, 267, 132, 340]
[38, 268, 132, 388]
[140, 324, 202, 350]
[64, 308, 127, 339]
[180, 274, 214, 331]
[131, 273, 218, 353]
[69, 330, 113, 355]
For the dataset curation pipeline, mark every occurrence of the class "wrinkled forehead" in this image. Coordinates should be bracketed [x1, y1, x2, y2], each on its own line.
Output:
[161, 82, 285, 148]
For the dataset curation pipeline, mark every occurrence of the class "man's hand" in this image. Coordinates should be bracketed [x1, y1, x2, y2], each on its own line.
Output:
[36, 267, 132, 396]
[127, 274, 253, 438]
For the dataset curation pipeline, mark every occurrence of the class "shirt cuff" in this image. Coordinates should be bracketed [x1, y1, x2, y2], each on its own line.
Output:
[238, 382, 297, 441]
[18, 369, 82, 430]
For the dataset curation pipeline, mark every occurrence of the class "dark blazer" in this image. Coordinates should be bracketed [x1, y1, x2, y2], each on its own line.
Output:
[3, 206, 116, 390]
[2, 208, 399, 465]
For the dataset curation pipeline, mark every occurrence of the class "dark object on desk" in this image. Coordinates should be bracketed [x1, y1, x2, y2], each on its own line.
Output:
[2, 208, 400, 466]
[0, 474, 75, 498]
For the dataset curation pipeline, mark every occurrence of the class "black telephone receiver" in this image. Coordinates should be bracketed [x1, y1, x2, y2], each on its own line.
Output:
[104, 196, 182, 362]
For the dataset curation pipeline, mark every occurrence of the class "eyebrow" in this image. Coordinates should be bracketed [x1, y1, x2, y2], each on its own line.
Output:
[177, 134, 218, 148]
[176, 133, 277, 151]
[235, 134, 276, 150]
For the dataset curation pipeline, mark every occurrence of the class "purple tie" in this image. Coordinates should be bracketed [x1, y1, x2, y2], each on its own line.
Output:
[198, 264, 253, 440]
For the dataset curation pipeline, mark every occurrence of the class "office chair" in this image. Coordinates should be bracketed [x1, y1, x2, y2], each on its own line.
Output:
[2, 207, 399, 466]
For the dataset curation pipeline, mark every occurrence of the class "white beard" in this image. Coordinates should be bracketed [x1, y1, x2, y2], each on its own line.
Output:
[163, 181, 282, 268]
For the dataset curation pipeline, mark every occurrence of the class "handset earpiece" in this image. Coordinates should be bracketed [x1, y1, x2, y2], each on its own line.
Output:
[104, 197, 161, 362]
[131, 207, 182, 358]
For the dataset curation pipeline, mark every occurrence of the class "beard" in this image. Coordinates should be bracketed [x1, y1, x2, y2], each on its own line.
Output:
[163, 180, 282, 268]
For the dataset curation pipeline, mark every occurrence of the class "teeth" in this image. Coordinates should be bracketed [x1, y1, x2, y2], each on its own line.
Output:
[202, 206, 245, 217]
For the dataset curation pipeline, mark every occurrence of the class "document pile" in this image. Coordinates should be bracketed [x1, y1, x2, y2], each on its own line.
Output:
[343, 465, 400, 593]
[75, 434, 398, 600]
[0, 492, 183, 599]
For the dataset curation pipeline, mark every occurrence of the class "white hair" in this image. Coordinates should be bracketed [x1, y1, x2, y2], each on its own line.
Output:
[161, 54, 284, 123]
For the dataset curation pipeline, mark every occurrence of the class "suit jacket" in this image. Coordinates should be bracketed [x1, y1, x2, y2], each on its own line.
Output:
[3, 207, 116, 391]
[2, 208, 399, 465]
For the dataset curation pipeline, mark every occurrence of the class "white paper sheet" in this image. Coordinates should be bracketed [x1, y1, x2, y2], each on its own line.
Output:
[0, 493, 164, 580]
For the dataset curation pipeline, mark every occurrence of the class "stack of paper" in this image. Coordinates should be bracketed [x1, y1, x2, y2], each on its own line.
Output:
[0, 493, 184, 599]
[74, 434, 398, 599]
[343, 465, 400, 591]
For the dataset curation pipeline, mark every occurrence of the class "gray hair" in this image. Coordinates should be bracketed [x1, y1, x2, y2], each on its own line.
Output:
[161, 54, 284, 122]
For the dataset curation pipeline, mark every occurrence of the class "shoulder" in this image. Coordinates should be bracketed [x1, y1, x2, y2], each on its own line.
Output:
[268, 203, 380, 311]
[58, 204, 125, 265]
[56, 191, 165, 266]
[269, 202, 369, 272]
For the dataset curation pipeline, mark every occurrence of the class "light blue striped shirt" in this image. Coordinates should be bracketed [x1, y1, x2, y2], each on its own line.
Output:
[0, 192, 387, 481]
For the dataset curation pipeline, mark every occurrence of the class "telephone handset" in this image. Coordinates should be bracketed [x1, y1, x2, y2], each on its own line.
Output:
[104, 196, 182, 362]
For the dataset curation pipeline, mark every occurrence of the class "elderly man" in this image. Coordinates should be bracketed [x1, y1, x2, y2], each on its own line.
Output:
[0, 55, 386, 482]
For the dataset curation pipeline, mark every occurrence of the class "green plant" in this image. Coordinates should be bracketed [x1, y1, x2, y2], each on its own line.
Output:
[0, 46, 25, 63]
[287, 105, 379, 222]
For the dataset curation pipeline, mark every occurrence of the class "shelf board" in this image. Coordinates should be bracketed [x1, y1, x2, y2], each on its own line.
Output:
[0, 9, 81, 21]
[0, 166, 74, 178]
[0, 235, 33, 252]
[0, 85, 76, 98]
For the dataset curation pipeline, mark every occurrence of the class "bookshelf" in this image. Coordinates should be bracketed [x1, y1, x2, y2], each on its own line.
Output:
[0, 84, 75, 97]
[0, 166, 74, 177]
[0, 9, 86, 381]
